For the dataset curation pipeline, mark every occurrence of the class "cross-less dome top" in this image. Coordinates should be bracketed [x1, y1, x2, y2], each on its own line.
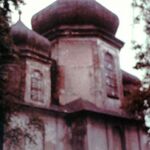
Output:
[31, 0, 119, 35]
[122, 70, 141, 85]
[10, 20, 50, 53]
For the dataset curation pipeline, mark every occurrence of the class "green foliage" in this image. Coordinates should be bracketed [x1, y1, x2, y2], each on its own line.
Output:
[123, 87, 150, 117]
[0, 0, 24, 107]
[28, 115, 44, 131]
[0, 0, 24, 55]
[4, 115, 44, 149]
[0, 0, 24, 146]
[132, 0, 150, 72]
[0, 0, 24, 13]
[0, 8, 12, 54]
[125, 0, 150, 116]
[5, 127, 24, 148]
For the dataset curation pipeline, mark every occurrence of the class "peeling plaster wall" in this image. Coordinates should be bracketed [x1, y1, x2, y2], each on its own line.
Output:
[87, 118, 108, 150]
[86, 117, 144, 150]
[3, 108, 146, 150]
[4, 113, 70, 150]
[51, 37, 123, 112]
[44, 117, 70, 150]
[52, 38, 96, 105]
[125, 126, 140, 150]
[4, 113, 44, 150]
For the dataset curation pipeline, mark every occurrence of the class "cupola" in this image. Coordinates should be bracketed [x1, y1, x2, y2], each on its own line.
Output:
[32, 0, 119, 36]
[31, 0, 124, 112]
[10, 20, 51, 56]
[10, 20, 52, 108]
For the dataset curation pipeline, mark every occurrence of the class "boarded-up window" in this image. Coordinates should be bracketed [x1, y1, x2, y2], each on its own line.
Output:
[104, 52, 118, 98]
[31, 70, 43, 102]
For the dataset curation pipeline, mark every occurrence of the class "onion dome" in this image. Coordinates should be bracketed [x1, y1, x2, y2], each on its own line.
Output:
[31, 0, 119, 35]
[122, 70, 141, 86]
[10, 20, 51, 53]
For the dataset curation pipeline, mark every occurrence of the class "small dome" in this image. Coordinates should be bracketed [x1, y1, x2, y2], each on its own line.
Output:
[10, 20, 51, 53]
[32, 0, 119, 35]
[122, 70, 141, 85]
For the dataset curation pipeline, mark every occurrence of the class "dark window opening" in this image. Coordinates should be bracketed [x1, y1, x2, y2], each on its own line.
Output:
[104, 52, 118, 98]
[31, 70, 43, 102]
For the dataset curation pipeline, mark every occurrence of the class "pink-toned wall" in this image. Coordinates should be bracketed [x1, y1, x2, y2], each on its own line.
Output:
[51, 37, 123, 112]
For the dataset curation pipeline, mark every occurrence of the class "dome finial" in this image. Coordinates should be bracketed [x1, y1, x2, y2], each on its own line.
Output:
[18, 10, 22, 20]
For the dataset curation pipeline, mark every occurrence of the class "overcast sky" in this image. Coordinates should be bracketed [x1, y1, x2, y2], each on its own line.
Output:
[11, 0, 143, 79]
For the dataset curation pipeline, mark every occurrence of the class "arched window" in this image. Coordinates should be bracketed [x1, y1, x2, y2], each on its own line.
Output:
[104, 52, 118, 98]
[31, 70, 43, 102]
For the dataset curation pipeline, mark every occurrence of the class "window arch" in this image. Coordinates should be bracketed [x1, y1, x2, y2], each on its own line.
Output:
[31, 70, 43, 102]
[104, 52, 118, 98]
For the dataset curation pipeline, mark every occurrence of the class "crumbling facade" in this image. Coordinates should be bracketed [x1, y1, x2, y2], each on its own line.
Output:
[1, 0, 148, 150]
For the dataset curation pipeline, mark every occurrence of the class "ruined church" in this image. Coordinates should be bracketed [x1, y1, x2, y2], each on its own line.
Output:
[1, 0, 148, 149]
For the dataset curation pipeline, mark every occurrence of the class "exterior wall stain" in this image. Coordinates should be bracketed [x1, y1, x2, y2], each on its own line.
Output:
[51, 60, 60, 105]
[1, 0, 147, 150]
[71, 118, 87, 150]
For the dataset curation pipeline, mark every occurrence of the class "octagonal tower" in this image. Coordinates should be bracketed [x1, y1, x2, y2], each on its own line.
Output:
[32, 0, 124, 112]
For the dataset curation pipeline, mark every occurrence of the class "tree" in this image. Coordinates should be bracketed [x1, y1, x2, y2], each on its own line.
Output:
[123, 0, 150, 112]
[0, 0, 25, 114]
[132, 0, 150, 80]
[0, 0, 24, 55]
[0, 0, 24, 149]
[122, 0, 150, 137]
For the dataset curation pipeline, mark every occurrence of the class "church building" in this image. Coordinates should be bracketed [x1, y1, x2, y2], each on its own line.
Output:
[1, 0, 148, 149]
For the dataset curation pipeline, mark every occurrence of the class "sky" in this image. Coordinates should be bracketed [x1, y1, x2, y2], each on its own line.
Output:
[11, 0, 143, 79]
